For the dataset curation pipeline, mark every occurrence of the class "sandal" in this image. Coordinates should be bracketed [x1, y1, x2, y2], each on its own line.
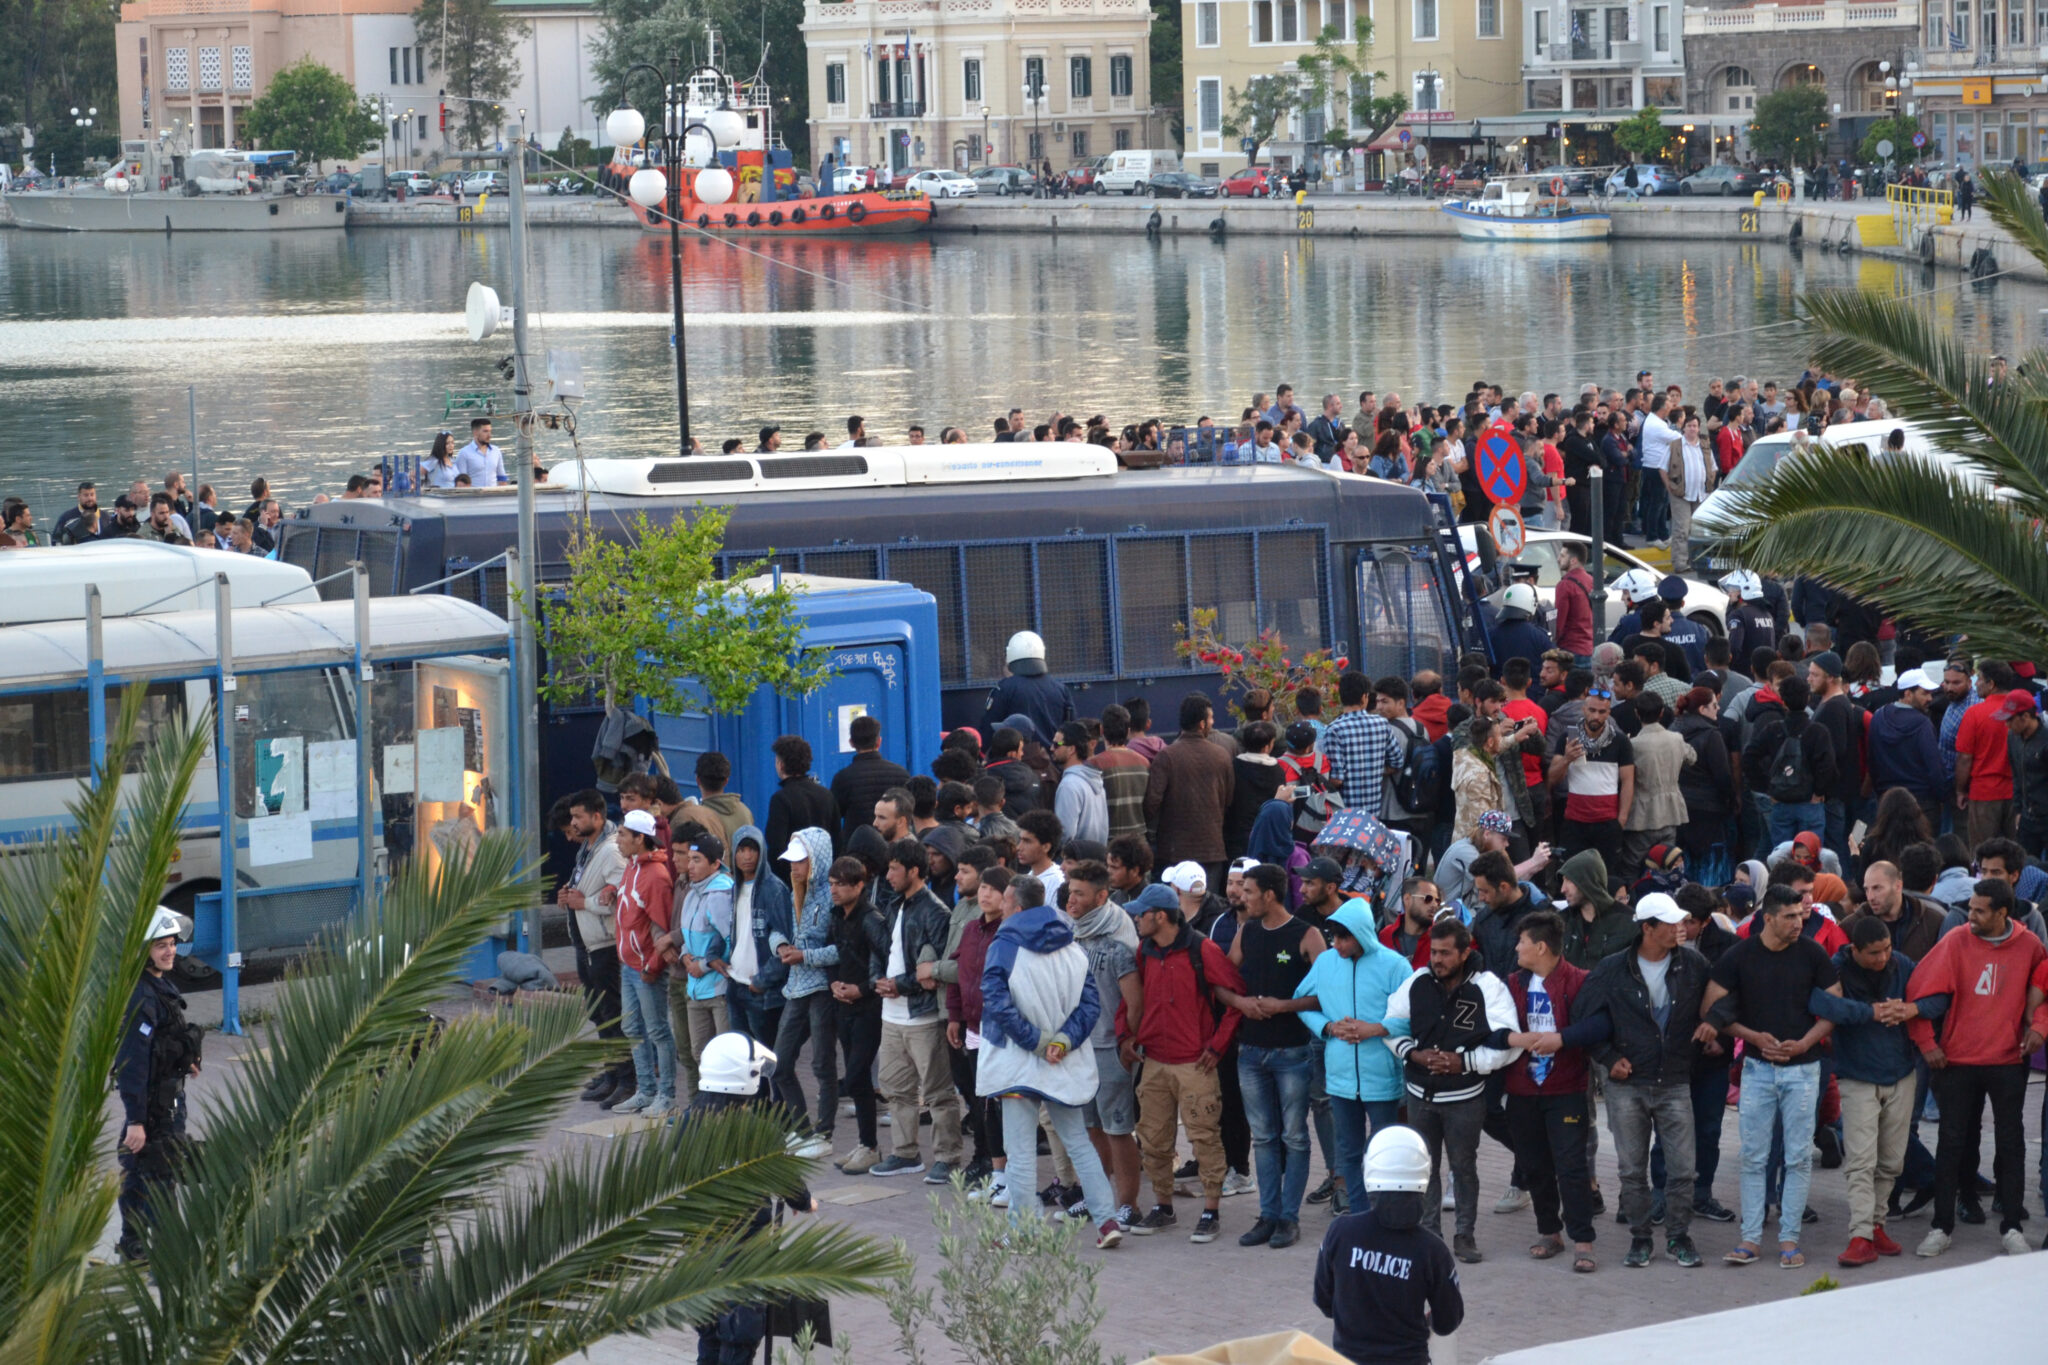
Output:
[1573, 1250, 1597, 1274]
[1723, 1244, 1760, 1266]
[1779, 1247, 1805, 1268]
[1529, 1237, 1565, 1260]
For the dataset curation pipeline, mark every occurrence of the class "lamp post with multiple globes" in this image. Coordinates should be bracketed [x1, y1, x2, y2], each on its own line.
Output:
[607, 63, 743, 451]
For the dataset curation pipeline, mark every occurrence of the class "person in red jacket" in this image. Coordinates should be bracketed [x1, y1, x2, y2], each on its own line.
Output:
[1411, 672, 1454, 742]
[1553, 542, 1596, 665]
[1495, 909, 1609, 1272]
[1905, 875, 2048, 1257]
[1380, 877, 1444, 969]
[1117, 882, 1249, 1244]
[613, 808, 678, 1114]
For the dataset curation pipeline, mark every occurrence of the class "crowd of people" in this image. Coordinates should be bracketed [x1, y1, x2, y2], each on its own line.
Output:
[546, 600, 2048, 1349]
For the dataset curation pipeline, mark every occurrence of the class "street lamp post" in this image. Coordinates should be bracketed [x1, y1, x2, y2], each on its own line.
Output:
[1022, 73, 1046, 193]
[71, 107, 95, 178]
[981, 103, 990, 165]
[608, 61, 740, 453]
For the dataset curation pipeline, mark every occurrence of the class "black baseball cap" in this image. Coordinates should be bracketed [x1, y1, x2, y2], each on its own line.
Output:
[1304, 856, 1343, 885]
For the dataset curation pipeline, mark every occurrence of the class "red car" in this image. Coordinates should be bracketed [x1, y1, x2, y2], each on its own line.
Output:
[1221, 166, 1275, 198]
[1063, 157, 1105, 193]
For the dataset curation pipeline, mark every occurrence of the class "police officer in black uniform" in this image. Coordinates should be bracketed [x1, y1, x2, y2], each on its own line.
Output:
[1315, 1127, 1465, 1364]
[978, 630, 1075, 745]
[114, 905, 204, 1263]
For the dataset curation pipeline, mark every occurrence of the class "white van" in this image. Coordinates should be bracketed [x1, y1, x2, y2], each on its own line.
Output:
[1689, 418, 1987, 572]
[1098, 149, 1182, 195]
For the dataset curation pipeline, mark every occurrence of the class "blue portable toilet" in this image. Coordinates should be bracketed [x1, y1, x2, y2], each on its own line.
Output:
[646, 575, 943, 818]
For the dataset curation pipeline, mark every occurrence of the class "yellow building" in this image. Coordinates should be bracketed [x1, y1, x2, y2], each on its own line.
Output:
[1179, 0, 1524, 176]
[801, 0, 1158, 174]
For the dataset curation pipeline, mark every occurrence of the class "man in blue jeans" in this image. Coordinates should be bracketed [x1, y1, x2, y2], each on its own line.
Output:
[1297, 898, 1412, 1211]
[1227, 864, 1327, 1250]
[1702, 884, 1842, 1267]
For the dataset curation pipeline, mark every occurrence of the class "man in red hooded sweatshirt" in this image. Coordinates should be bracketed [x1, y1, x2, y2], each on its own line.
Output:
[1410, 671, 1454, 743]
[1905, 875, 2047, 1258]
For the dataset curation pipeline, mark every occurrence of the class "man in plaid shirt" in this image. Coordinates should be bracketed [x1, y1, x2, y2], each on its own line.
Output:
[1322, 672, 1393, 819]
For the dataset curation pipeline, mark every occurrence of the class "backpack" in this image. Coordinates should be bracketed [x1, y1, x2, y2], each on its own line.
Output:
[1390, 721, 1442, 814]
[1768, 723, 1815, 804]
[1282, 751, 1336, 841]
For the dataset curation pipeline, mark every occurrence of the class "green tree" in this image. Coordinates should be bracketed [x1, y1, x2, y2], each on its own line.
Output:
[1714, 172, 2048, 660]
[1297, 22, 1406, 150]
[415, 0, 529, 149]
[1151, 0, 1182, 124]
[539, 506, 834, 715]
[1613, 105, 1671, 164]
[241, 60, 384, 169]
[1750, 83, 1829, 166]
[1858, 113, 1921, 164]
[0, 703, 899, 1363]
[589, 0, 811, 161]
[1221, 75, 1296, 167]
[0, 0, 116, 166]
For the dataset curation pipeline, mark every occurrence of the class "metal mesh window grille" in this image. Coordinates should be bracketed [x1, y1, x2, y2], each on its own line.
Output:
[165, 48, 189, 91]
[199, 47, 222, 91]
[232, 46, 252, 90]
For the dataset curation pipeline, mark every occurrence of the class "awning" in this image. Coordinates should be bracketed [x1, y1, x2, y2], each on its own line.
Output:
[1476, 116, 1558, 137]
[1367, 121, 1479, 149]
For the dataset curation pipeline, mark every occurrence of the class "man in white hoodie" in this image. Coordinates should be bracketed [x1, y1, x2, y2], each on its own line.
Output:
[1054, 722, 1110, 845]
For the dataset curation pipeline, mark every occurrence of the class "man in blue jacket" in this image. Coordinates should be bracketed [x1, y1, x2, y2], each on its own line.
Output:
[1296, 898, 1413, 1211]
[1867, 668, 1949, 830]
[1808, 915, 1948, 1269]
[726, 826, 794, 1048]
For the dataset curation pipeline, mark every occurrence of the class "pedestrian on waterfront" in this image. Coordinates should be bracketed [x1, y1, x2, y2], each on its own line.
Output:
[114, 906, 202, 1263]
[555, 790, 632, 1106]
[1143, 694, 1236, 886]
[1955, 168, 1975, 220]
[456, 416, 506, 485]
[613, 808, 677, 1116]
[662, 831, 733, 1103]
[1066, 861, 1144, 1220]
[53, 481, 105, 545]
[872, 837, 970, 1181]
[1663, 413, 1715, 572]
[1228, 863, 1325, 1249]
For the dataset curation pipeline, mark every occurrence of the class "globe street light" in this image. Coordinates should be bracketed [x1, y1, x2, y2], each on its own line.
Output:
[980, 103, 990, 165]
[608, 61, 736, 451]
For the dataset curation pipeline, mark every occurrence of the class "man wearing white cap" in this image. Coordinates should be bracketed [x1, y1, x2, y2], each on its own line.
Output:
[1868, 667, 1950, 832]
[1575, 891, 1718, 1269]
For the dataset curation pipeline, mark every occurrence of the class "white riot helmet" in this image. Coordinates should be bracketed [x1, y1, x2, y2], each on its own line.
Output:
[1718, 569, 1765, 602]
[1364, 1126, 1433, 1193]
[1005, 630, 1048, 677]
[1498, 583, 1538, 622]
[1613, 568, 1661, 604]
[145, 905, 193, 943]
[697, 1030, 778, 1096]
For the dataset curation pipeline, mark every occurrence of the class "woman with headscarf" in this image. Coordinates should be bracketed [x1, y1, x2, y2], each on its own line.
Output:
[1246, 798, 1310, 908]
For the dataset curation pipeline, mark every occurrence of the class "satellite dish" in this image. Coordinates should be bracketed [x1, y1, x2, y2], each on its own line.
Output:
[465, 281, 512, 342]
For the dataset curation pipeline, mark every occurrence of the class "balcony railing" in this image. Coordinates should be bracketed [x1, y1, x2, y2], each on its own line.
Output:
[869, 101, 927, 119]
[1685, 2, 1909, 35]
[1541, 37, 1646, 63]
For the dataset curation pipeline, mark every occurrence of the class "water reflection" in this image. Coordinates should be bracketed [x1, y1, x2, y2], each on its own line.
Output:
[0, 227, 2033, 516]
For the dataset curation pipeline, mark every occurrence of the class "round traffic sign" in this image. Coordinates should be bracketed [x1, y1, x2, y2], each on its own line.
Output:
[1474, 424, 1527, 507]
[1488, 505, 1526, 558]
[1876, 139, 1895, 158]
[1397, 129, 1412, 145]
[1912, 131, 1928, 148]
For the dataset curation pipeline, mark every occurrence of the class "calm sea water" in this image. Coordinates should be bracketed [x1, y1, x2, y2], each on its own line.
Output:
[0, 224, 2036, 519]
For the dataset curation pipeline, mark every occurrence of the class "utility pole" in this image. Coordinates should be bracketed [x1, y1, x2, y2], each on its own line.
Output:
[506, 122, 543, 940]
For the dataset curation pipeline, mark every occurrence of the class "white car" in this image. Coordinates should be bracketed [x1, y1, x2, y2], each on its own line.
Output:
[905, 168, 978, 199]
[1457, 527, 1728, 635]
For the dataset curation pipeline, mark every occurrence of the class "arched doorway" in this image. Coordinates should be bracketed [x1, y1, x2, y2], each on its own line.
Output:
[1713, 65, 1757, 114]
[1779, 63, 1824, 91]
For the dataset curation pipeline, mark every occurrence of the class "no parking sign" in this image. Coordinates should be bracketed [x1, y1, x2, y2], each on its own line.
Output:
[1488, 505, 1526, 558]
[1475, 424, 1527, 506]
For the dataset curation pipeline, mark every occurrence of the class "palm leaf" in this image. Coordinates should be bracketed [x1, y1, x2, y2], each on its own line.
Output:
[1721, 447, 2048, 660]
[0, 690, 208, 1365]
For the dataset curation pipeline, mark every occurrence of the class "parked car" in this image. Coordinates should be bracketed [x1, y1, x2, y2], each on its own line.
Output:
[1604, 164, 1673, 197]
[906, 167, 978, 198]
[461, 170, 509, 195]
[1098, 148, 1183, 194]
[1679, 163, 1770, 196]
[1533, 165, 1598, 196]
[830, 165, 872, 192]
[1221, 166, 1275, 198]
[1063, 156, 1107, 194]
[388, 170, 436, 196]
[970, 164, 1033, 195]
[1147, 170, 1219, 199]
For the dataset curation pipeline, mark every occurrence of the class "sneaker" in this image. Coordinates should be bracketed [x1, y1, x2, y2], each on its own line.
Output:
[1958, 1200, 1986, 1226]
[787, 1133, 834, 1160]
[1693, 1196, 1736, 1223]
[1667, 1235, 1703, 1268]
[966, 1175, 1005, 1203]
[1872, 1225, 1903, 1257]
[2001, 1228, 2033, 1256]
[1838, 1237, 1878, 1267]
[1238, 1217, 1279, 1247]
[1130, 1205, 1177, 1236]
[869, 1153, 925, 1178]
[1615, 1204, 1630, 1224]
[1175, 1158, 1199, 1181]
[836, 1144, 880, 1175]
[611, 1092, 655, 1115]
[580, 1071, 615, 1100]
[596, 1075, 637, 1110]
[1190, 1211, 1222, 1243]
[1039, 1180, 1071, 1208]
[1624, 1236, 1654, 1268]
[1897, 1187, 1935, 1217]
[1802, 1205, 1819, 1225]
[1452, 1233, 1482, 1264]
[1331, 1182, 1351, 1215]
[923, 1160, 958, 1187]
[1916, 1229, 1951, 1258]
[1650, 1190, 1667, 1225]
[1096, 1219, 1123, 1250]
[1306, 1176, 1336, 1205]
[1066, 1190, 1093, 1220]
[989, 1183, 1012, 1209]
[1443, 1191, 1459, 1211]
[1493, 1185, 1531, 1215]
[961, 1160, 993, 1189]
[878, 1111, 892, 1126]
[1588, 1186, 1606, 1217]
[1269, 1219, 1300, 1250]
[1116, 1203, 1135, 1231]
[1222, 1170, 1257, 1198]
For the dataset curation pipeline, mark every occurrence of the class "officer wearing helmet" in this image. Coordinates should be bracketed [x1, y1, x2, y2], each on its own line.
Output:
[1656, 575, 1709, 675]
[686, 1030, 818, 1364]
[1489, 582, 1555, 677]
[1314, 1126, 1465, 1363]
[114, 905, 205, 1262]
[1720, 570, 1777, 670]
[978, 630, 1074, 745]
[1603, 568, 1663, 644]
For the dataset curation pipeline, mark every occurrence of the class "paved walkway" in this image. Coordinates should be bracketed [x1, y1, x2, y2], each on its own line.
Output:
[136, 966, 2045, 1364]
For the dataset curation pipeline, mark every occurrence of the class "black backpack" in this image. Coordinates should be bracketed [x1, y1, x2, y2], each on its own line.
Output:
[1768, 723, 1815, 804]
[1389, 721, 1442, 814]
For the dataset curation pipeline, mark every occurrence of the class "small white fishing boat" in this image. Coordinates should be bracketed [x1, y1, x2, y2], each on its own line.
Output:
[1442, 176, 1611, 243]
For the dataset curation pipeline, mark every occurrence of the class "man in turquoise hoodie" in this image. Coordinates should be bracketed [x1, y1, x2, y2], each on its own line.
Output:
[1296, 898, 1414, 1211]
[662, 830, 733, 1104]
